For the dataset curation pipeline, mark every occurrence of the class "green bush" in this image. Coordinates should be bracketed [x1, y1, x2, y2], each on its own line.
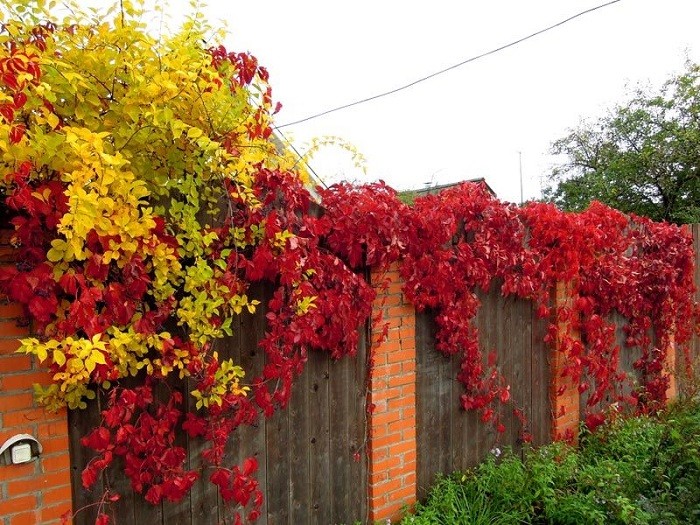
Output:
[401, 401, 700, 525]
[648, 402, 700, 523]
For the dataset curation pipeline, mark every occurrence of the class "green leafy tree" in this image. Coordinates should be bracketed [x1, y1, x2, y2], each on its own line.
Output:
[544, 62, 700, 224]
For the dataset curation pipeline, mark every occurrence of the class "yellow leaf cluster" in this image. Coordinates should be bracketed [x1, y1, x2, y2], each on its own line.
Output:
[19, 334, 106, 410]
[191, 353, 248, 410]
[0, 0, 322, 411]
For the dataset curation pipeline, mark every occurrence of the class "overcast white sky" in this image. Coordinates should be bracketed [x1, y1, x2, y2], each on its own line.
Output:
[107, 1, 700, 202]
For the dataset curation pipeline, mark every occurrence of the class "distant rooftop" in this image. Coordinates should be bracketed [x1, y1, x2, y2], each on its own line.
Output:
[412, 177, 496, 197]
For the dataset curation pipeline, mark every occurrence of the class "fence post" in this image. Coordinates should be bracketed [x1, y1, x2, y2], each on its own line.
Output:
[367, 264, 417, 523]
[664, 318, 678, 401]
[550, 280, 581, 443]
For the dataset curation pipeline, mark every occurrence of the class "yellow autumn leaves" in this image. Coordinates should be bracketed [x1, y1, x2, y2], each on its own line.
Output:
[20, 328, 248, 411]
[41, 129, 158, 267]
[1, 1, 310, 412]
[19, 334, 106, 411]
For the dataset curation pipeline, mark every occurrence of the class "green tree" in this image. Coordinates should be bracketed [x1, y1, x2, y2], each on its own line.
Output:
[544, 62, 700, 224]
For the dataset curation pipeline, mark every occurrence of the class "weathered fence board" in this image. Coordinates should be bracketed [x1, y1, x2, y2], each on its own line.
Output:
[690, 224, 700, 377]
[69, 283, 368, 525]
[581, 220, 700, 413]
[579, 311, 645, 417]
[415, 287, 551, 499]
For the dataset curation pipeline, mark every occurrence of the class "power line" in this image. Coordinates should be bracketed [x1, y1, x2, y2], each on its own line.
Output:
[272, 125, 329, 189]
[277, 0, 622, 129]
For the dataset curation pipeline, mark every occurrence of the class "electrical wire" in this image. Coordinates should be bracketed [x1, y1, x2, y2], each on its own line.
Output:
[272, 125, 329, 189]
[276, 0, 622, 129]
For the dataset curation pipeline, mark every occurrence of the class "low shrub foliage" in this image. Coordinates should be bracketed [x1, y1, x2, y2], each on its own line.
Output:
[402, 402, 700, 524]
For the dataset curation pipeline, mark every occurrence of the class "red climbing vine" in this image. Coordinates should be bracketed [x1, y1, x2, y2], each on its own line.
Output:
[320, 182, 697, 434]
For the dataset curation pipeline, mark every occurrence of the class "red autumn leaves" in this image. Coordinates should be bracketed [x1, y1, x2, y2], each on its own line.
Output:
[0, 44, 43, 144]
[319, 182, 696, 434]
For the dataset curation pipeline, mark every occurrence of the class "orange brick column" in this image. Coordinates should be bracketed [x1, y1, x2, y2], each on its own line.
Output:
[550, 280, 581, 443]
[664, 327, 678, 401]
[0, 230, 72, 525]
[367, 265, 417, 523]
[660, 295, 678, 401]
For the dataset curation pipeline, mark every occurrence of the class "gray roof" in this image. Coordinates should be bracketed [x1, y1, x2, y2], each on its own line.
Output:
[412, 177, 496, 197]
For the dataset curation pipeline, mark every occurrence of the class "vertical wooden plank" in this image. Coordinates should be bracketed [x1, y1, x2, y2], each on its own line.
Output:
[415, 311, 451, 498]
[187, 424, 219, 525]
[445, 292, 485, 469]
[502, 293, 528, 453]
[99, 383, 137, 525]
[415, 310, 430, 496]
[288, 352, 311, 523]
[530, 298, 551, 447]
[102, 456, 136, 525]
[228, 282, 269, 524]
[188, 343, 223, 525]
[69, 397, 105, 525]
[497, 292, 517, 449]
[615, 312, 635, 409]
[329, 353, 351, 522]
[517, 296, 533, 452]
[161, 378, 192, 525]
[443, 345, 455, 476]
[132, 387, 169, 525]
[450, 317, 470, 472]
[258, 282, 291, 525]
[347, 324, 369, 523]
[471, 289, 495, 465]
[483, 288, 499, 460]
[428, 343, 450, 483]
[451, 347, 477, 471]
[217, 315, 244, 525]
[680, 225, 695, 389]
[307, 343, 331, 524]
[265, 382, 292, 525]
[690, 224, 700, 377]
[437, 322, 454, 476]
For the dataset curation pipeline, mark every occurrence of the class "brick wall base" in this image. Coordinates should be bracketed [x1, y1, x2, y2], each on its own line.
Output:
[0, 231, 72, 525]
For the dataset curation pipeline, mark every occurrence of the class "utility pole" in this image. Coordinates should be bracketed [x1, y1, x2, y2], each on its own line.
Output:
[518, 151, 524, 205]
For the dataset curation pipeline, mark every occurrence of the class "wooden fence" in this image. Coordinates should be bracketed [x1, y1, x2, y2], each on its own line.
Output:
[691, 224, 700, 376]
[415, 288, 551, 499]
[43, 225, 700, 525]
[576, 224, 700, 414]
[578, 310, 644, 417]
[68, 285, 368, 525]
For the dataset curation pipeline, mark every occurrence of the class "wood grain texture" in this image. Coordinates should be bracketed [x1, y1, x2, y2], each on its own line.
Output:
[416, 284, 551, 499]
[69, 281, 368, 525]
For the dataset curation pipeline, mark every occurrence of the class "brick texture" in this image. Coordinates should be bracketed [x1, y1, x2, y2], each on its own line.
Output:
[368, 265, 417, 523]
[0, 230, 72, 525]
[550, 280, 580, 444]
[664, 328, 678, 400]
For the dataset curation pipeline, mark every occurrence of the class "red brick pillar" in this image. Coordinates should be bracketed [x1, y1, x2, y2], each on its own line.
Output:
[655, 294, 679, 401]
[550, 280, 581, 443]
[0, 230, 72, 525]
[664, 328, 678, 401]
[367, 265, 417, 522]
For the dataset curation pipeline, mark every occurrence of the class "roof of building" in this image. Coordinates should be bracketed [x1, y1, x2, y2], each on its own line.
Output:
[411, 177, 497, 197]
